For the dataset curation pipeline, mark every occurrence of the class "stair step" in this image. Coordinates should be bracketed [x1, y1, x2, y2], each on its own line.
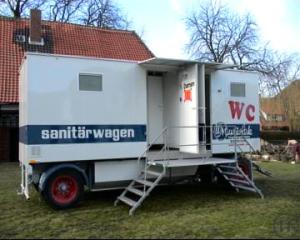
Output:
[118, 196, 137, 207]
[135, 179, 154, 187]
[232, 184, 256, 193]
[127, 187, 144, 196]
[142, 170, 161, 177]
[221, 171, 243, 178]
[218, 165, 237, 170]
[228, 178, 250, 185]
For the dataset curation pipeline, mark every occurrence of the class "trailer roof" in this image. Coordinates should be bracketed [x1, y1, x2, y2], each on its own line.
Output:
[139, 57, 237, 72]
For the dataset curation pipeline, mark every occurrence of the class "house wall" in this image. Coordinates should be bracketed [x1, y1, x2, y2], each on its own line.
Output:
[281, 80, 300, 132]
[260, 97, 289, 131]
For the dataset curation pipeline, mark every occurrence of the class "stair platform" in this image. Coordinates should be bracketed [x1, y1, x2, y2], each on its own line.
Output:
[147, 149, 212, 161]
[148, 157, 236, 168]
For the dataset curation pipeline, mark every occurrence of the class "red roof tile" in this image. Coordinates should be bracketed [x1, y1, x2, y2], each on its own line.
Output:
[0, 18, 154, 103]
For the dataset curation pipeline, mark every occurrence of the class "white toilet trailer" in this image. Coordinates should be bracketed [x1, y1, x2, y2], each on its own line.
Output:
[19, 53, 263, 214]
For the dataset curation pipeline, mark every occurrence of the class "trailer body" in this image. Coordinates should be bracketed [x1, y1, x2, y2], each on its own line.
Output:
[19, 53, 261, 208]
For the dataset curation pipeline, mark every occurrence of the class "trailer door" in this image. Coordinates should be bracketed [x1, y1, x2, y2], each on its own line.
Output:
[147, 75, 164, 144]
[179, 64, 199, 154]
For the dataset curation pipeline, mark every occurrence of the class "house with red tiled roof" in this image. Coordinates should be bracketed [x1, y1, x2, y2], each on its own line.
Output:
[260, 80, 300, 132]
[0, 9, 154, 162]
[260, 97, 289, 131]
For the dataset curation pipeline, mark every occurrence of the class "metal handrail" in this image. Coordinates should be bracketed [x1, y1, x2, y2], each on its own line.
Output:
[137, 124, 257, 168]
[234, 127, 257, 179]
[240, 135, 257, 153]
[135, 124, 259, 197]
[137, 127, 168, 165]
[136, 127, 168, 193]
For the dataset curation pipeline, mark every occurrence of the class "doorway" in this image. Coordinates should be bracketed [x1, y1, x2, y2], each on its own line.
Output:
[205, 74, 211, 150]
[10, 128, 19, 162]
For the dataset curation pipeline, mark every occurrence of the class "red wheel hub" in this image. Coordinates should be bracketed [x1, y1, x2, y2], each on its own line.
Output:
[51, 175, 78, 204]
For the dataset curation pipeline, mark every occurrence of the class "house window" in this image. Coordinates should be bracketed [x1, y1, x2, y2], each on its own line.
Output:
[230, 83, 245, 97]
[267, 114, 285, 122]
[276, 115, 284, 121]
[15, 35, 26, 43]
[79, 73, 102, 91]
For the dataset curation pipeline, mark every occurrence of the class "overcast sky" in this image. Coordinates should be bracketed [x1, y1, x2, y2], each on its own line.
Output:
[117, 0, 300, 59]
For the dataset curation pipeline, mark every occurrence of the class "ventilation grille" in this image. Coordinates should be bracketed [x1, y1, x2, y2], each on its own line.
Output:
[31, 146, 41, 157]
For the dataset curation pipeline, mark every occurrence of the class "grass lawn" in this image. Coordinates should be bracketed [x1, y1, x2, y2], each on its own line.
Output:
[0, 161, 300, 238]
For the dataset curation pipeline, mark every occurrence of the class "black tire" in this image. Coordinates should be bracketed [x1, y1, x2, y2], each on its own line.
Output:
[196, 165, 215, 184]
[42, 169, 84, 210]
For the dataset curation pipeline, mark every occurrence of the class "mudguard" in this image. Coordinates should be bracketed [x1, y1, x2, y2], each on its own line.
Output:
[38, 164, 89, 192]
[238, 157, 253, 180]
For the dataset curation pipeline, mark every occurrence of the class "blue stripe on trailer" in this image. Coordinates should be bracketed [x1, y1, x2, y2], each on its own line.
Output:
[212, 123, 260, 140]
[19, 124, 147, 145]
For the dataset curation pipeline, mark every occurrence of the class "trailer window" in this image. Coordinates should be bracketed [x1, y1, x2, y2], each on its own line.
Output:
[79, 74, 102, 91]
[230, 83, 245, 97]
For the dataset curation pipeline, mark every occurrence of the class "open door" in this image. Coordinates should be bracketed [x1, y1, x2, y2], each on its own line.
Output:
[147, 75, 164, 145]
[179, 64, 199, 154]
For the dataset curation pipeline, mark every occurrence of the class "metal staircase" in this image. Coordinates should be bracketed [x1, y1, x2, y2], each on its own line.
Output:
[115, 125, 266, 215]
[115, 127, 169, 215]
[214, 135, 264, 198]
[114, 164, 166, 215]
[216, 163, 264, 198]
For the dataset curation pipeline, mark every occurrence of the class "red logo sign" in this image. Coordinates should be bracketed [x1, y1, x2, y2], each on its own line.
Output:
[228, 101, 255, 122]
[183, 81, 194, 102]
[184, 89, 192, 102]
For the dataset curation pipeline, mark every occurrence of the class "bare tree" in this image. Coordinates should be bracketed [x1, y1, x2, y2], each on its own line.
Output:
[185, 0, 300, 98]
[257, 52, 300, 96]
[0, 0, 130, 30]
[185, 1, 258, 65]
[81, 0, 130, 29]
[47, 0, 85, 23]
[0, 0, 45, 18]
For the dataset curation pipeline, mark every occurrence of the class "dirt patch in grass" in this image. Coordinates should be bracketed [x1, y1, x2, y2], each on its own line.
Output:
[0, 162, 300, 238]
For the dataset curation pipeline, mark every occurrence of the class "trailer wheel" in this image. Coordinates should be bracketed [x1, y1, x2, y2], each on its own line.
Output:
[42, 170, 84, 209]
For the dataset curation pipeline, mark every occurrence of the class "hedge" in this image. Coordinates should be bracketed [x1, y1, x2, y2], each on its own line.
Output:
[261, 131, 300, 142]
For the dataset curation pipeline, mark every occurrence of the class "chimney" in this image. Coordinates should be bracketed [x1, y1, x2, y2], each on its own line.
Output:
[29, 9, 43, 45]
